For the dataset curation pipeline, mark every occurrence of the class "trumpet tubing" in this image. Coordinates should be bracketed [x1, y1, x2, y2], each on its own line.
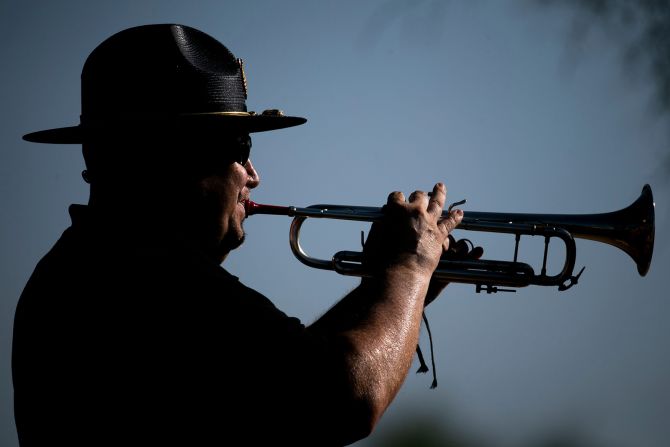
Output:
[244, 185, 655, 293]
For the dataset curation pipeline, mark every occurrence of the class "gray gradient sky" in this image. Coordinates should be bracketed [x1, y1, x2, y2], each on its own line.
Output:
[1, 1, 668, 446]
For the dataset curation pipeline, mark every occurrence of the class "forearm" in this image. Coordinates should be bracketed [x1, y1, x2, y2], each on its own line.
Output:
[309, 265, 431, 420]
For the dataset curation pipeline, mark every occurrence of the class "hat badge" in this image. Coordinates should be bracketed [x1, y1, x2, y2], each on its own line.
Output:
[237, 58, 248, 99]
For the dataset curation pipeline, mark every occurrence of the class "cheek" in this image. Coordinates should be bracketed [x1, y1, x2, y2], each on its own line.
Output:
[197, 174, 242, 225]
[194, 179, 225, 224]
[197, 160, 245, 195]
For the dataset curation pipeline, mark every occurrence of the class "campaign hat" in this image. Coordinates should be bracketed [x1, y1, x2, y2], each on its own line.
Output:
[23, 24, 306, 144]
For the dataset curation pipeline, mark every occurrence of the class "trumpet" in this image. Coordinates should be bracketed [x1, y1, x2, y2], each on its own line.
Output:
[244, 184, 655, 293]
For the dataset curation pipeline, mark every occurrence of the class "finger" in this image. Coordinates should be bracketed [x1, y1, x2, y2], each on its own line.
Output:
[427, 183, 446, 217]
[408, 190, 429, 209]
[387, 191, 405, 206]
[442, 234, 455, 253]
[439, 209, 463, 235]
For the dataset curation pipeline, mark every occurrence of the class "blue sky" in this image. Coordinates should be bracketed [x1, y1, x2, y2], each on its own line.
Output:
[1, 1, 668, 446]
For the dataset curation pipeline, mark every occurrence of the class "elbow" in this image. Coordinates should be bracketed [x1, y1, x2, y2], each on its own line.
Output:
[311, 334, 396, 444]
[336, 396, 383, 445]
[337, 368, 392, 443]
[321, 366, 387, 443]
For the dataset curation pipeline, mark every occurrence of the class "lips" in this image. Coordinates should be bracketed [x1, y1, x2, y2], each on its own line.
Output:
[238, 195, 249, 216]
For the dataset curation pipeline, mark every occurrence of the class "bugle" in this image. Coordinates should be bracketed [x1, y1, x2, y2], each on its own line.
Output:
[244, 184, 655, 293]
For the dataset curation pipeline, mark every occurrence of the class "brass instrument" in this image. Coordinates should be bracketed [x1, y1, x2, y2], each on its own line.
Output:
[244, 184, 655, 293]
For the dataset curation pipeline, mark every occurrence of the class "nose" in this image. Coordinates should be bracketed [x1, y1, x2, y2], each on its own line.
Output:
[244, 159, 260, 189]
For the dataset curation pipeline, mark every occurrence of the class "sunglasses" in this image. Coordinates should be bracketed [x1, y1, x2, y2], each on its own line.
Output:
[186, 133, 252, 166]
[229, 134, 252, 166]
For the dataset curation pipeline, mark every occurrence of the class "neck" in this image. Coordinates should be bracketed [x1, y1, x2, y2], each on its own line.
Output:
[86, 191, 232, 266]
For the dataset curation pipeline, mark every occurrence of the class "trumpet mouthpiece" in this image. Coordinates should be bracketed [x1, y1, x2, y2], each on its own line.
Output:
[244, 200, 292, 217]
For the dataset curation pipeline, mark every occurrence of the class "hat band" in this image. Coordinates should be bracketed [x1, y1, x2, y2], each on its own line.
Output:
[184, 111, 253, 117]
[79, 111, 256, 124]
[79, 111, 256, 125]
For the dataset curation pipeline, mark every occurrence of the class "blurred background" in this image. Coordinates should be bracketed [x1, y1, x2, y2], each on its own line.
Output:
[1, 1, 667, 446]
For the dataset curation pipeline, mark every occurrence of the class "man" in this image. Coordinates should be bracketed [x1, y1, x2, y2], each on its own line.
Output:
[13, 24, 478, 446]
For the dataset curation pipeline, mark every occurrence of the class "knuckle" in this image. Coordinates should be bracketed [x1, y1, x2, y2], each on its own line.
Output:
[428, 198, 443, 209]
[441, 216, 457, 233]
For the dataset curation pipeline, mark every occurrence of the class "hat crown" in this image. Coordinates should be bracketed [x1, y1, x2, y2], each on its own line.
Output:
[22, 24, 306, 143]
[81, 24, 247, 121]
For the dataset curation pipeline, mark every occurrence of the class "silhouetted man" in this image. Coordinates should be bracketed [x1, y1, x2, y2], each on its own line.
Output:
[13, 24, 477, 446]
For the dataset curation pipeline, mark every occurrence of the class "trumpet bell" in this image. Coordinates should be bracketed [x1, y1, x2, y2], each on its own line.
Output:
[579, 184, 654, 276]
[460, 184, 655, 277]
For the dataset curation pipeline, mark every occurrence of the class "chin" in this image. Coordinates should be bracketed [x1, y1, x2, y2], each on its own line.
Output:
[230, 232, 246, 250]
[221, 231, 246, 253]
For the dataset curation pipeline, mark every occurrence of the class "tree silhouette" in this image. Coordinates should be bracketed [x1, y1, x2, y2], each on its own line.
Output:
[533, 0, 670, 177]
[369, 410, 613, 447]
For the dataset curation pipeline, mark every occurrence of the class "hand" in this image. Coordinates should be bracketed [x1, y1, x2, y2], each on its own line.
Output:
[424, 235, 484, 307]
[363, 183, 463, 278]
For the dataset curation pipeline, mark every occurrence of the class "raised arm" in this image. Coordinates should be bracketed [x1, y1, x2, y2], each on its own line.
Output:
[307, 183, 462, 441]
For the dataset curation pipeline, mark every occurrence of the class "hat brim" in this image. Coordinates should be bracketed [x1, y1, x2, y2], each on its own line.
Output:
[23, 114, 307, 144]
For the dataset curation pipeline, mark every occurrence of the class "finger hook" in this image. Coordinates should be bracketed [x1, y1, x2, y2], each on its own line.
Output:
[448, 199, 467, 213]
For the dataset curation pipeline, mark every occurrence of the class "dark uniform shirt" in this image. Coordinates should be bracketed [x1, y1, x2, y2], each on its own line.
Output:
[13, 205, 348, 446]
